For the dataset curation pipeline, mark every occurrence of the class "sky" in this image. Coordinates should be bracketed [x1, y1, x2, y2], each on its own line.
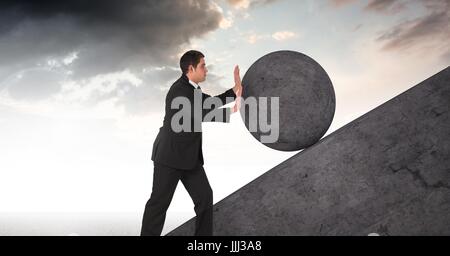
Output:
[0, 0, 449, 235]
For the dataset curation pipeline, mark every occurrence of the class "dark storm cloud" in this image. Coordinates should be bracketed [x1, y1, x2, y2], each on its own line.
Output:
[0, 0, 226, 113]
[0, 0, 223, 79]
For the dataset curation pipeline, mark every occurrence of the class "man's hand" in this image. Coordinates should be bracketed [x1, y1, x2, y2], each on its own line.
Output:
[233, 65, 242, 94]
[232, 65, 243, 113]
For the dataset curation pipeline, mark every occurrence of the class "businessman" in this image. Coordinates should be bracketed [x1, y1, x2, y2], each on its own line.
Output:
[141, 50, 242, 236]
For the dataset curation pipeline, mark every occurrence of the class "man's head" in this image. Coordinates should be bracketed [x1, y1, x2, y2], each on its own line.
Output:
[180, 50, 208, 83]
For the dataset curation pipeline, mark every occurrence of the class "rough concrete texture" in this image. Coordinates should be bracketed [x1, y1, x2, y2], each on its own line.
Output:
[240, 50, 335, 151]
[169, 67, 450, 236]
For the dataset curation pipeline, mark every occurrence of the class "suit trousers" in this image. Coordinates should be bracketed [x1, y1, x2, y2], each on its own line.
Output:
[140, 162, 213, 236]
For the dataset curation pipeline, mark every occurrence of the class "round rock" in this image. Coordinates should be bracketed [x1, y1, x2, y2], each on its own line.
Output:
[240, 50, 335, 151]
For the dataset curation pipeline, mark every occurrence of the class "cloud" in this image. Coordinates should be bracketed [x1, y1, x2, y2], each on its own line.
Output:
[376, 0, 450, 60]
[227, 0, 251, 9]
[0, 0, 222, 72]
[241, 30, 297, 44]
[220, 16, 234, 29]
[245, 33, 268, 44]
[272, 31, 297, 41]
[3, 68, 65, 101]
[226, 0, 280, 9]
[219, 9, 234, 29]
[116, 67, 181, 115]
[329, 0, 357, 8]
[330, 0, 405, 13]
[331, 0, 450, 62]
[364, 0, 406, 14]
[0, 0, 223, 102]
[51, 66, 181, 115]
[210, 2, 235, 29]
[240, 30, 298, 44]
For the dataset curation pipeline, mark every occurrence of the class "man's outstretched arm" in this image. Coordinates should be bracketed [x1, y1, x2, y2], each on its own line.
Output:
[201, 65, 243, 122]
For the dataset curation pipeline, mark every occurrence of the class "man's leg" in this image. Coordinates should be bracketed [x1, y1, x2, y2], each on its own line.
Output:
[141, 163, 181, 236]
[181, 166, 213, 236]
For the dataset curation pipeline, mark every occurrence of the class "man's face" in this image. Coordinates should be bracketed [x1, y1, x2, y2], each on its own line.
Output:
[190, 57, 208, 83]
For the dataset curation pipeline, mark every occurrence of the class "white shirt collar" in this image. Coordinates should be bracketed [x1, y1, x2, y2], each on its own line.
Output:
[188, 79, 199, 89]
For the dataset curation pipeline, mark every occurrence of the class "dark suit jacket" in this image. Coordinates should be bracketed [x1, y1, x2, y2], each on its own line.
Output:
[151, 74, 236, 170]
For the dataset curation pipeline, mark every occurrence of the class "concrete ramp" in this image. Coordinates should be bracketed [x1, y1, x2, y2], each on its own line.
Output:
[169, 67, 450, 235]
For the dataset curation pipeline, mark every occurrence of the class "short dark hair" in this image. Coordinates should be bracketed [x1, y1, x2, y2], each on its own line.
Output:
[180, 50, 204, 74]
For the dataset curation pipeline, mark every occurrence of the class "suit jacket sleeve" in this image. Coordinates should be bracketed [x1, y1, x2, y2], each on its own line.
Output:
[201, 88, 236, 123]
